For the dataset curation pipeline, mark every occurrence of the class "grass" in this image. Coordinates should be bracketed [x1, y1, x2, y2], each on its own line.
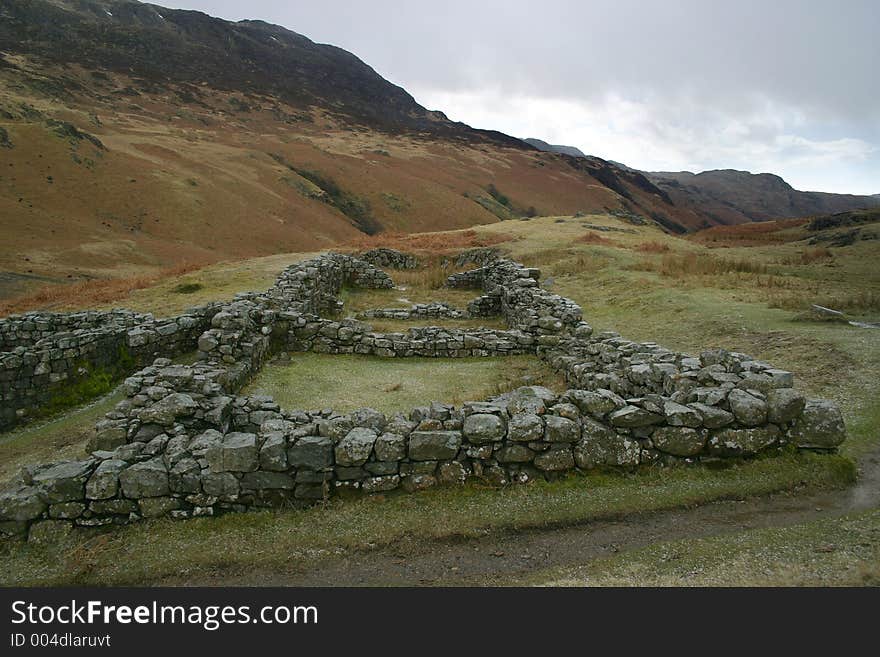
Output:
[339, 285, 480, 317]
[1, 212, 877, 586]
[243, 353, 563, 414]
[0, 388, 125, 482]
[0, 451, 854, 586]
[537, 508, 880, 587]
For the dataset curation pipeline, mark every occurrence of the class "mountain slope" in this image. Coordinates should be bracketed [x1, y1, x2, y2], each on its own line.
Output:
[647, 169, 880, 226]
[0, 0, 709, 301]
[523, 138, 587, 158]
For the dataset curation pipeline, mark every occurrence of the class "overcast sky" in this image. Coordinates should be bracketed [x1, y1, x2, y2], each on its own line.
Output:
[160, 0, 879, 194]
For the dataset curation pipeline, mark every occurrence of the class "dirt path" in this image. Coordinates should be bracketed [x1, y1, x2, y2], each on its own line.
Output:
[162, 450, 880, 586]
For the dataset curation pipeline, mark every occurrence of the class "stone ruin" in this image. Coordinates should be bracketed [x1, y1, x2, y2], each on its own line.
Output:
[0, 249, 847, 541]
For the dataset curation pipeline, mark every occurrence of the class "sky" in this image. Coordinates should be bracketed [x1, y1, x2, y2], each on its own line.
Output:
[159, 0, 879, 195]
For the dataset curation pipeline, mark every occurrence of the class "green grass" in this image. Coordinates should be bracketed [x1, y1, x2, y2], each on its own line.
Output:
[0, 451, 854, 586]
[0, 388, 125, 482]
[536, 507, 880, 587]
[243, 353, 563, 414]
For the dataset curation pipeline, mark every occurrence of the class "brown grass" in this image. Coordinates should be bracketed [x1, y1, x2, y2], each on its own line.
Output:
[801, 246, 834, 265]
[0, 263, 202, 316]
[574, 232, 616, 246]
[631, 253, 769, 277]
[633, 240, 671, 253]
[343, 229, 515, 254]
[690, 218, 808, 247]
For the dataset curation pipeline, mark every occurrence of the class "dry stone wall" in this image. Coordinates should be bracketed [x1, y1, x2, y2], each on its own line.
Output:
[0, 251, 847, 541]
[0, 306, 221, 429]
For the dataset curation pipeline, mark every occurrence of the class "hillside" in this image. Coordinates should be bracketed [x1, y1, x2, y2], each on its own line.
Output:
[0, 0, 711, 301]
[523, 138, 587, 158]
[648, 169, 880, 226]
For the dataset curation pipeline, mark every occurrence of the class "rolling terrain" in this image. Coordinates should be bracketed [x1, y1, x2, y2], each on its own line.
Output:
[2, 210, 878, 585]
[0, 0, 697, 301]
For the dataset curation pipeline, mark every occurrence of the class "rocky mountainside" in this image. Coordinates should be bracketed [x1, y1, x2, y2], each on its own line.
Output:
[523, 138, 587, 158]
[647, 169, 880, 226]
[1, 0, 874, 301]
[0, 0, 704, 299]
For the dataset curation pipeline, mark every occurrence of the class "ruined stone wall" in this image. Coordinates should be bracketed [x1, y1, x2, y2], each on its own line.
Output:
[0, 251, 848, 540]
[360, 302, 468, 321]
[0, 306, 220, 430]
[358, 248, 420, 270]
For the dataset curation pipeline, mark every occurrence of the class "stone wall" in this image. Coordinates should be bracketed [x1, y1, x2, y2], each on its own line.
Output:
[357, 248, 420, 270]
[0, 251, 847, 540]
[360, 302, 468, 321]
[0, 305, 221, 429]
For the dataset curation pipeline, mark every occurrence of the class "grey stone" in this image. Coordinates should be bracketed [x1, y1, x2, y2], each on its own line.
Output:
[169, 458, 201, 494]
[534, 446, 575, 471]
[663, 400, 702, 428]
[201, 472, 240, 497]
[690, 402, 734, 429]
[574, 429, 640, 468]
[139, 393, 199, 426]
[362, 475, 400, 493]
[89, 499, 138, 515]
[374, 433, 406, 461]
[727, 389, 767, 427]
[240, 471, 295, 490]
[259, 432, 289, 471]
[119, 458, 169, 498]
[563, 389, 625, 418]
[335, 427, 378, 466]
[401, 474, 437, 492]
[206, 432, 259, 472]
[438, 461, 468, 485]
[652, 426, 706, 457]
[138, 497, 180, 518]
[86, 459, 126, 500]
[788, 399, 846, 449]
[609, 405, 664, 428]
[408, 431, 462, 461]
[544, 415, 580, 442]
[32, 460, 93, 503]
[0, 485, 46, 521]
[708, 426, 780, 456]
[288, 436, 334, 470]
[767, 388, 807, 424]
[495, 444, 535, 463]
[462, 413, 506, 444]
[48, 502, 85, 519]
[507, 413, 544, 442]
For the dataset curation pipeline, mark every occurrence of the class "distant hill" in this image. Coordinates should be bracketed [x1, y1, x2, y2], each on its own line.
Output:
[0, 0, 703, 298]
[647, 169, 880, 226]
[523, 138, 587, 158]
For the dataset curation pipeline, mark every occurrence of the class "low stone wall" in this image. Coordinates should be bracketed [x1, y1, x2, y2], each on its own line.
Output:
[287, 317, 534, 357]
[0, 306, 220, 429]
[0, 250, 848, 540]
[0, 310, 152, 351]
[0, 378, 845, 541]
[357, 248, 420, 270]
[360, 302, 468, 321]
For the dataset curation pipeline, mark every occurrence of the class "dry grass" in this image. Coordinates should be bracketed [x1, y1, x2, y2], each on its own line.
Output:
[690, 218, 809, 247]
[633, 240, 671, 253]
[631, 252, 769, 277]
[343, 229, 515, 254]
[778, 247, 834, 265]
[574, 232, 617, 246]
[0, 263, 203, 316]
